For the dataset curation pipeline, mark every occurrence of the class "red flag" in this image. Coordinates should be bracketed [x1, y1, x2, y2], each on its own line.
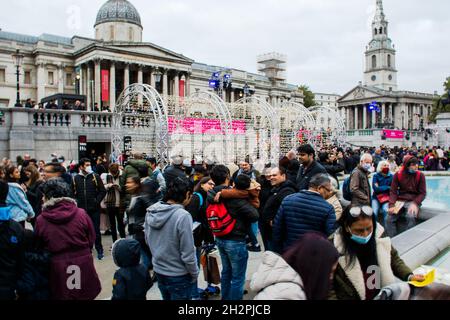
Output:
[101, 70, 109, 102]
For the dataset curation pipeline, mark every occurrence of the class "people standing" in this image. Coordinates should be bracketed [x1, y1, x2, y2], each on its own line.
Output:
[23, 165, 44, 225]
[126, 177, 160, 272]
[207, 165, 259, 300]
[295, 144, 327, 191]
[35, 178, 101, 300]
[101, 163, 125, 242]
[0, 180, 25, 300]
[272, 173, 336, 254]
[261, 167, 297, 251]
[148, 157, 166, 195]
[349, 154, 373, 207]
[144, 178, 198, 301]
[72, 158, 106, 260]
[5, 165, 34, 225]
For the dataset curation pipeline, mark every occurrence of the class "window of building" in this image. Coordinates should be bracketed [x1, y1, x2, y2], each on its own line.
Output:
[379, 27, 383, 34]
[24, 71, 31, 85]
[374, 29, 377, 35]
[388, 54, 392, 68]
[66, 73, 73, 86]
[372, 55, 377, 69]
[48, 71, 54, 85]
[0, 68, 5, 82]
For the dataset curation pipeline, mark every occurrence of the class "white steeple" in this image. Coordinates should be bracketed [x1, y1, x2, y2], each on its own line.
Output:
[364, 0, 398, 91]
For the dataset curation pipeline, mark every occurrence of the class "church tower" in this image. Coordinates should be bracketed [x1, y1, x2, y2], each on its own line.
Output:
[364, 0, 397, 91]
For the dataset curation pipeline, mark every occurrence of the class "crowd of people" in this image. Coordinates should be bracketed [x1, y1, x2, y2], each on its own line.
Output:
[0, 142, 449, 301]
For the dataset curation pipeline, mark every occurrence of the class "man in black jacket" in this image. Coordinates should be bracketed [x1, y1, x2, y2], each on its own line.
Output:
[261, 167, 297, 251]
[72, 158, 106, 260]
[207, 165, 259, 300]
[296, 144, 327, 191]
[0, 181, 25, 300]
[163, 155, 187, 187]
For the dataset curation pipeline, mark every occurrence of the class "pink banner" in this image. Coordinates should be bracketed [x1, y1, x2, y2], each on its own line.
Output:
[383, 130, 405, 139]
[168, 117, 246, 135]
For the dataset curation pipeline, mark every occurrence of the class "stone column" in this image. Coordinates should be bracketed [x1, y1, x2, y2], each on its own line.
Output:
[346, 107, 350, 129]
[124, 63, 130, 91]
[354, 105, 359, 130]
[186, 73, 191, 96]
[137, 65, 144, 106]
[363, 105, 367, 129]
[36, 62, 46, 103]
[388, 103, 393, 123]
[162, 69, 168, 96]
[58, 63, 65, 93]
[150, 67, 156, 88]
[174, 72, 180, 98]
[87, 63, 93, 111]
[79, 65, 83, 96]
[109, 62, 116, 112]
[94, 59, 101, 110]
[231, 90, 235, 103]
[381, 103, 386, 124]
[370, 105, 377, 129]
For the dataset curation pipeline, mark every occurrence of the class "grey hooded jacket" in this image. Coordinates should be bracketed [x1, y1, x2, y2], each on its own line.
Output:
[144, 202, 198, 279]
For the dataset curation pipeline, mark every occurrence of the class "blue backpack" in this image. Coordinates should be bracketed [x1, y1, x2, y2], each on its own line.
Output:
[342, 172, 354, 201]
[193, 192, 204, 209]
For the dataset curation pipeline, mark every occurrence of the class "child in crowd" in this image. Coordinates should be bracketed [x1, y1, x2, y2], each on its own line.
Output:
[16, 230, 50, 300]
[214, 175, 262, 252]
[111, 238, 152, 300]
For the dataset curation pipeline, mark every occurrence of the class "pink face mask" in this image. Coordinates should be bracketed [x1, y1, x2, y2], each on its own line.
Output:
[382, 168, 389, 174]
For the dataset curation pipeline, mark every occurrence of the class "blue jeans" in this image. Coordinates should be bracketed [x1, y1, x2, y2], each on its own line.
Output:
[156, 273, 193, 301]
[385, 202, 417, 238]
[216, 238, 248, 300]
[372, 198, 389, 227]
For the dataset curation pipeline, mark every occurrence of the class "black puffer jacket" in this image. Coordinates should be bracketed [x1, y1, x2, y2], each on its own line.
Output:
[207, 186, 259, 242]
[296, 160, 328, 191]
[72, 173, 106, 213]
[0, 209, 25, 293]
[262, 180, 297, 223]
[163, 165, 187, 187]
[112, 239, 152, 300]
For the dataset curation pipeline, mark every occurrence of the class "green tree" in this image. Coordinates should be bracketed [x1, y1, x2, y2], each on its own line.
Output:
[298, 85, 316, 108]
[429, 77, 450, 122]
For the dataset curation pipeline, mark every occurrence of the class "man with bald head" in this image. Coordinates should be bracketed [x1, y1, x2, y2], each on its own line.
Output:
[260, 167, 297, 251]
[349, 153, 373, 207]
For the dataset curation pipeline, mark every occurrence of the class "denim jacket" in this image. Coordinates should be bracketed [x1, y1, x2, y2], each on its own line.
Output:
[6, 183, 35, 222]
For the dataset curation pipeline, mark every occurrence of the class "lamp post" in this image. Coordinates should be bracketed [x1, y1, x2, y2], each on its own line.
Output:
[75, 73, 81, 95]
[154, 70, 162, 93]
[12, 49, 24, 107]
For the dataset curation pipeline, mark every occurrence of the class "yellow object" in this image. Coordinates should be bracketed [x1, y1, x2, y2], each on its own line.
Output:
[409, 268, 435, 287]
[112, 279, 117, 286]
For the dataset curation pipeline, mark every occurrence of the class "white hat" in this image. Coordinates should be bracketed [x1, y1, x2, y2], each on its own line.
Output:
[182, 159, 192, 168]
[171, 155, 184, 166]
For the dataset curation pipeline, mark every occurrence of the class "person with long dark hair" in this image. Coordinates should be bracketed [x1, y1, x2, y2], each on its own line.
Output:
[329, 205, 424, 300]
[185, 176, 215, 299]
[5, 166, 34, 225]
[250, 232, 339, 300]
[23, 165, 44, 224]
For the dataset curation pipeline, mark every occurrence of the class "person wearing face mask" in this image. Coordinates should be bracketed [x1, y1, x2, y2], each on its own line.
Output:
[371, 161, 393, 227]
[272, 173, 336, 254]
[387, 156, 427, 238]
[349, 153, 373, 207]
[72, 158, 106, 260]
[329, 206, 424, 300]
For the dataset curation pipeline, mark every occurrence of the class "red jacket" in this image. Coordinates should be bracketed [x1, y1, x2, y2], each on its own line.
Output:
[389, 169, 426, 207]
[35, 198, 101, 300]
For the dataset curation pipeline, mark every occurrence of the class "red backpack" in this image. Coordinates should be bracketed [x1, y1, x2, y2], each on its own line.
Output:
[206, 202, 236, 237]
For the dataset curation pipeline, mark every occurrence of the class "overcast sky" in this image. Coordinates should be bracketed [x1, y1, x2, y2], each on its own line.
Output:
[1, 0, 449, 95]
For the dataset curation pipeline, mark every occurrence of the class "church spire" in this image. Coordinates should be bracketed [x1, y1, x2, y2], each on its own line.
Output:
[372, 0, 388, 38]
[374, 0, 385, 22]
